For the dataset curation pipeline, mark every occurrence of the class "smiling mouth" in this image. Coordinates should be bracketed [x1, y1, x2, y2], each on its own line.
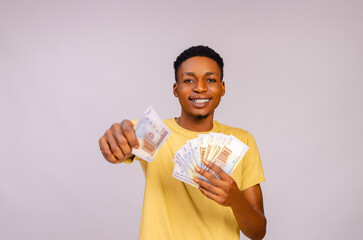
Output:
[189, 97, 212, 104]
[191, 99, 210, 103]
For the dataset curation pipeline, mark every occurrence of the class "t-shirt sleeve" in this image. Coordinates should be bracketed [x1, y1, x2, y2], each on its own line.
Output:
[123, 156, 136, 164]
[240, 132, 265, 191]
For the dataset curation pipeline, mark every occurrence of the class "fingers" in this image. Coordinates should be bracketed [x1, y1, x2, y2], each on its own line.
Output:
[99, 120, 138, 164]
[203, 160, 230, 181]
[195, 160, 238, 198]
[111, 123, 134, 158]
[105, 128, 127, 161]
[121, 120, 139, 149]
[190, 157, 241, 207]
[194, 176, 227, 206]
[198, 186, 225, 205]
[193, 177, 224, 196]
[195, 166, 222, 186]
[99, 135, 121, 164]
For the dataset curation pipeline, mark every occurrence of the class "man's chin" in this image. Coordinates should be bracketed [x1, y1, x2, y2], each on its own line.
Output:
[195, 114, 209, 119]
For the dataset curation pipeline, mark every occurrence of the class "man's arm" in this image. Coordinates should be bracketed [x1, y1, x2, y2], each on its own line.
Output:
[194, 160, 266, 240]
[231, 184, 266, 240]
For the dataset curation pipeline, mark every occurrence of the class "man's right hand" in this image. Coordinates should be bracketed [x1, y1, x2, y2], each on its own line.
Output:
[99, 120, 139, 164]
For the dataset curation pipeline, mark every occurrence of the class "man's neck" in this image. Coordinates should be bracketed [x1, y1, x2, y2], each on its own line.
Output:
[177, 112, 214, 132]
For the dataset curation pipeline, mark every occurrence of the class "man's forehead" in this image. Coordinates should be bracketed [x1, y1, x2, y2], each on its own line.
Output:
[181, 56, 218, 65]
[179, 57, 220, 71]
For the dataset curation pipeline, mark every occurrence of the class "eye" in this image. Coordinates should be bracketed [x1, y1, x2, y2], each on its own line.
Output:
[184, 79, 194, 83]
[206, 78, 216, 83]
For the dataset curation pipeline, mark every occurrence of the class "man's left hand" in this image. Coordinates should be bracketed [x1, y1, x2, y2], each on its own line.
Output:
[193, 160, 242, 207]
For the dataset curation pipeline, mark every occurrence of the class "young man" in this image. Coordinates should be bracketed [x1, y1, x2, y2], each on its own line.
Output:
[99, 46, 266, 239]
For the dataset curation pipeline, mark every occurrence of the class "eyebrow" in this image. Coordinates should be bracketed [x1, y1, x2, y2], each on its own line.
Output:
[205, 72, 217, 76]
[182, 72, 218, 77]
[182, 72, 196, 77]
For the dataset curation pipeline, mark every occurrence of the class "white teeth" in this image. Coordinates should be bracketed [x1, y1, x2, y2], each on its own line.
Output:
[192, 99, 210, 103]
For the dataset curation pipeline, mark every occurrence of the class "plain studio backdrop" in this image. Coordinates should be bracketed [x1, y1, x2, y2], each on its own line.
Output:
[1, 0, 362, 239]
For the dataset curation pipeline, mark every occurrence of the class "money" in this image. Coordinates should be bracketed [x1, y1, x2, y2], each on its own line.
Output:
[172, 133, 249, 187]
[132, 106, 171, 162]
[172, 163, 199, 188]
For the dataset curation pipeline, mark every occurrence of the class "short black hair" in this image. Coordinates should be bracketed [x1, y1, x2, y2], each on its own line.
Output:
[173, 45, 224, 82]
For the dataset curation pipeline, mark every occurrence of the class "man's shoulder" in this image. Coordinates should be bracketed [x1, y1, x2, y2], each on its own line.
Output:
[214, 121, 254, 141]
[214, 120, 250, 134]
[162, 118, 174, 125]
[162, 118, 177, 131]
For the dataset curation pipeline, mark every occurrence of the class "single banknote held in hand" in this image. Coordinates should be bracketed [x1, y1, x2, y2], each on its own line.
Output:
[132, 106, 171, 162]
[172, 132, 249, 187]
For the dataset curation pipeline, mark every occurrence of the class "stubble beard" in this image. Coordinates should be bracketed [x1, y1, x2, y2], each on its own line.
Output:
[196, 113, 209, 119]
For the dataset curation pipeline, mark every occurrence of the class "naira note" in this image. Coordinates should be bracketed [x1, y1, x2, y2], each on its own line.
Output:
[212, 135, 249, 175]
[198, 134, 209, 169]
[131, 106, 171, 162]
[174, 149, 198, 178]
[172, 163, 199, 188]
[186, 138, 199, 169]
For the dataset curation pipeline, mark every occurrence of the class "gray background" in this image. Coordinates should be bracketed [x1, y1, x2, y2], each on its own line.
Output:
[1, 0, 362, 239]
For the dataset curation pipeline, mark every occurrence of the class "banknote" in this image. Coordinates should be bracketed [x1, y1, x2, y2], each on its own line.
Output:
[227, 135, 249, 174]
[172, 163, 199, 188]
[186, 138, 199, 170]
[131, 106, 171, 162]
[198, 134, 209, 170]
[211, 135, 249, 175]
[174, 149, 197, 178]
[204, 133, 226, 169]
[172, 133, 249, 187]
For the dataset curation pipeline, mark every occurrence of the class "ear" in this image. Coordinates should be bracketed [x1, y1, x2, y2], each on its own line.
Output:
[221, 81, 225, 96]
[173, 82, 179, 97]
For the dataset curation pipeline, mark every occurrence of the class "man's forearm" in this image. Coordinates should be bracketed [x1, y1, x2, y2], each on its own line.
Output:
[230, 190, 267, 240]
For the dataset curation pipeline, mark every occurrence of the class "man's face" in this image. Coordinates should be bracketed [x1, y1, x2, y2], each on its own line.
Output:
[173, 56, 225, 119]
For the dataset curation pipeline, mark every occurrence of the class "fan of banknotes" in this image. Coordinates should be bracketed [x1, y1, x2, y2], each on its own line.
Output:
[172, 133, 249, 187]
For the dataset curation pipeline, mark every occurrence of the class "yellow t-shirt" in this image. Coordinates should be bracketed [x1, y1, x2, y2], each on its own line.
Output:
[127, 118, 265, 240]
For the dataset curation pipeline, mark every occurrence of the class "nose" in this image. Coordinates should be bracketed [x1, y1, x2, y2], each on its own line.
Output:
[194, 79, 207, 93]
